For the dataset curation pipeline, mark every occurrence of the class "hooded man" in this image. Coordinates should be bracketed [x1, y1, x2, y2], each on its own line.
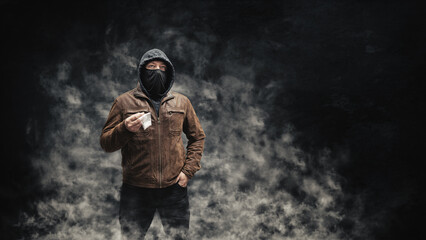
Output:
[100, 48, 206, 239]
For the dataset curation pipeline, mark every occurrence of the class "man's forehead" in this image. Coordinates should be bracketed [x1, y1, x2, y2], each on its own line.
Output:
[147, 60, 166, 65]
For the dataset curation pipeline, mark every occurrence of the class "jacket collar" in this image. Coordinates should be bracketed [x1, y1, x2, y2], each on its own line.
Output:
[133, 83, 175, 104]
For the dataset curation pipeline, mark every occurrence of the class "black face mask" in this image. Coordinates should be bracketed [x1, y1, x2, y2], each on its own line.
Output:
[140, 69, 168, 99]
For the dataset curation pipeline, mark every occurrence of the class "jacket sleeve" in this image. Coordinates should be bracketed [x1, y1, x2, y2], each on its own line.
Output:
[182, 97, 206, 179]
[100, 99, 134, 152]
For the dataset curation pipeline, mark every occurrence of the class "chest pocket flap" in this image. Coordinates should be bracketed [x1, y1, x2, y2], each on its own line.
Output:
[167, 107, 185, 133]
[124, 107, 150, 118]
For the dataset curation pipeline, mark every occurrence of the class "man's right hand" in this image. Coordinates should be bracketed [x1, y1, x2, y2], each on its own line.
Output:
[124, 112, 144, 132]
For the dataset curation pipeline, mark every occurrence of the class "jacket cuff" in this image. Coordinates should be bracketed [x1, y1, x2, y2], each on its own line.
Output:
[181, 168, 194, 179]
[116, 121, 134, 140]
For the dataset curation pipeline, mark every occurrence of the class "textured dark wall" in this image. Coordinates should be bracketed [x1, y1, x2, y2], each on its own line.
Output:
[1, 0, 425, 239]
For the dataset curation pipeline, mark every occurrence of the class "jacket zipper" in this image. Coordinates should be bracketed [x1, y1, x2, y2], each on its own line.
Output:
[139, 94, 166, 188]
[144, 97, 163, 188]
[158, 117, 162, 188]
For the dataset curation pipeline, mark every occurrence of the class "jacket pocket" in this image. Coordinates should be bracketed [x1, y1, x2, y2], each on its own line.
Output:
[167, 108, 185, 136]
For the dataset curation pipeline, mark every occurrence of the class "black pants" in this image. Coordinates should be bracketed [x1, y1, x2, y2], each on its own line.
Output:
[119, 182, 190, 240]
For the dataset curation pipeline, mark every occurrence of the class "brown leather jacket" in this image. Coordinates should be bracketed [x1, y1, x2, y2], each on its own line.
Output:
[100, 85, 206, 188]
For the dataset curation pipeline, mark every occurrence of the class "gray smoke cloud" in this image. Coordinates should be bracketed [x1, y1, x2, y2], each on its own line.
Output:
[19, 30, 367, 239]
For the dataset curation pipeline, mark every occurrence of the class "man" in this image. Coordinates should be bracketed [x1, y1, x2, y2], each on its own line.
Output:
[100, 48, 206, 239]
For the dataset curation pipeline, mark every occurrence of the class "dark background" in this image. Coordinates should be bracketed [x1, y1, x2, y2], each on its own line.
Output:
[1, 0, 425, 239]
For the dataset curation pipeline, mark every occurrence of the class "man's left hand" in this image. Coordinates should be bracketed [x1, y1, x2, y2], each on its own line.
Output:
[177, 171, 189, 187]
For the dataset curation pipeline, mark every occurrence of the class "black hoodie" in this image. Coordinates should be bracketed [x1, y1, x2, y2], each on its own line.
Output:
[138, 48, 175, 116]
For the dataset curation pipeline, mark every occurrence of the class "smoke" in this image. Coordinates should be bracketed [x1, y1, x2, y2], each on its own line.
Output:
[2, 0, 421, 239]
[15, 34, 365, 239]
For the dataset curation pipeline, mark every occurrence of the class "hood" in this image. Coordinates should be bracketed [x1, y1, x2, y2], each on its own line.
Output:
[138, 48, 175, 100]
